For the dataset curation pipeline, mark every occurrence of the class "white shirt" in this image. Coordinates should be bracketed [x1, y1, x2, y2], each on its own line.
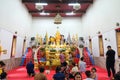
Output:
[71, 66, 78, 72]
[79, 61, 86, 72]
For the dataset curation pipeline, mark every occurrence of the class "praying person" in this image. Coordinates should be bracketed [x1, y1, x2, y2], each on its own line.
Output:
[34, 67, 47, 80]
[26, 61, 35, 77]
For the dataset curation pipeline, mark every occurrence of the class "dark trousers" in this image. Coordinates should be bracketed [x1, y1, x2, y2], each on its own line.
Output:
[106, 61, 115, 77]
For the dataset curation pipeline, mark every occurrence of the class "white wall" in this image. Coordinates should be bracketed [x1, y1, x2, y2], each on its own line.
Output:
[82, 0, 120, 37]
[82, 0, 120, 60]
[102, 30, 118, 59]
[0, 27, 30, 60]
[0, 0, 32, 60]
[91, 36, 100, 57]
[0, 29, 13, 60]
[84, 29, 118, 60]
[15, 36, 24, 58]
[90, 30, 118, 58]
[0, 0, 32, 37]
[32, 17, 83, 39]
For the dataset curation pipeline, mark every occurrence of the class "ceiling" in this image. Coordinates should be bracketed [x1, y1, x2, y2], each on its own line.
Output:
[22, 0, 93, 17]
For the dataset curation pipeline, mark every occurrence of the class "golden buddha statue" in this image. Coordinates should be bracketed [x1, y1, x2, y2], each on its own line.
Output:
[55, 30, 61, 45]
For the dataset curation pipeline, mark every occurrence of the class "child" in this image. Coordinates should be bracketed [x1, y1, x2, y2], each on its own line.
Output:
[79, 57, 86, 73]
[0, 61, 7, 79]
[91, 67, 98, 80]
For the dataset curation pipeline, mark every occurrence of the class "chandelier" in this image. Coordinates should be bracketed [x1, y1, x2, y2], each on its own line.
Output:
[35, 4, 43, 10]
[35, 2, 47, 10]
[73, 3, 81, 10]
[69, 3, 81, 11]
[54, 13, 62, 24]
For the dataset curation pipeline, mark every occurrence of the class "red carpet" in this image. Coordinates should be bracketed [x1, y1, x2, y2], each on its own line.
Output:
[83, 48, 93, 66]
[7, 66, 110, 80]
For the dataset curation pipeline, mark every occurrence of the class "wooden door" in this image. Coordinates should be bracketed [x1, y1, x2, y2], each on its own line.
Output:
[99, 35, 104, 56]
[22, 39, 26, 56]
[11, 35, 17, 57]
[116, 29, 120, 57]
[89, 39, 92, 55]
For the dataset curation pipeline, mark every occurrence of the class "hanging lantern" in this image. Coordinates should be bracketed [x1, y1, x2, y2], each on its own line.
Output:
[54, 13, 62, 24]
[73, 3, 81, 10]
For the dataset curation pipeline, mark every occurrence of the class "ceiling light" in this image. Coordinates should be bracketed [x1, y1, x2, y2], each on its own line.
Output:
[35, 5, 43, 10]
[54, 13, 62, 24]
[68, 3, 81, 10]
[40, 13, 49, 15]
[68, 3, 80, 6]
[35, 3, 48, 6]
[66, 12, 75, 15]
[40, 12, 50, 15]
[35, 3, 47, 10]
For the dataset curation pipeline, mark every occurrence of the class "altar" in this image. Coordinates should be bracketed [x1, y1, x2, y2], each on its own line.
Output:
[34, 44, 71, 69]
[33, 30, 80, 69]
